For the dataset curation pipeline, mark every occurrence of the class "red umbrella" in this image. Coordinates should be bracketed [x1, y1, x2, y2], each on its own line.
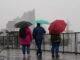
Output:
[48, 19, 67, 34]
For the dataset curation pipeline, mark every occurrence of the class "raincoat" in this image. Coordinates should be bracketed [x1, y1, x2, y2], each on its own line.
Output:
[19, 27, 32, 45]
[33, 26, 46, 41]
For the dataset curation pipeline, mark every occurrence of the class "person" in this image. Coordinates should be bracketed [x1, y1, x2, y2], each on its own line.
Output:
[49, 30, 61, 59]
[33, 23, 46, 57]
[19, 26, 32, 58]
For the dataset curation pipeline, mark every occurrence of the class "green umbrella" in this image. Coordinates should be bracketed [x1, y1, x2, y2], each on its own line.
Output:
[32, 20, 49, 24]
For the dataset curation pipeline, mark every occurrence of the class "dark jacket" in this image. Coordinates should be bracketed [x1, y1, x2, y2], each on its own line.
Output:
[50, 34, 61, 42]
[33, 26, 46, 40]
[49, 30, 61, 42]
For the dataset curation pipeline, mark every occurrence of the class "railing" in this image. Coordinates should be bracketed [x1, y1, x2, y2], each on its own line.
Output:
[0, 32, 80, 54]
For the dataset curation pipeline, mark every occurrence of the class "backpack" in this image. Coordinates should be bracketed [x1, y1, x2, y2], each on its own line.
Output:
[19, 28, 27, 39]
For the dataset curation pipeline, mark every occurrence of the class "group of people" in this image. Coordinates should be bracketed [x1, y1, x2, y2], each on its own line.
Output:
[19, 23, 61, 59]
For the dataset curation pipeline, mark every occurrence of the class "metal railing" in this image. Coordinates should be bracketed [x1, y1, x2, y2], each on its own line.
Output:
[0, 32, 80, 54]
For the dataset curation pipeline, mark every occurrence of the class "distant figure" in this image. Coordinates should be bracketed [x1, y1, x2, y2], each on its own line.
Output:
[49, 30, 61, 58]
[33, 23, 46, 57]
[19, 26, 32, 58]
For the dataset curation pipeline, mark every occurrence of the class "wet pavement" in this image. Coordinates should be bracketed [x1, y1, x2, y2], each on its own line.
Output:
[0, 49, 80, 60]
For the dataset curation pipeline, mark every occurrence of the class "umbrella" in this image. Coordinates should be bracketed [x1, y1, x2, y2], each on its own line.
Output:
[48, 19, 67, 34]
[32, 20, 49, 24]
[0, 32, 3, 34]
[15, 21, 32, 28]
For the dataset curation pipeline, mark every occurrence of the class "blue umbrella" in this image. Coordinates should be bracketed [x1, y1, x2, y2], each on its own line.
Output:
[32, 20, 49, 24]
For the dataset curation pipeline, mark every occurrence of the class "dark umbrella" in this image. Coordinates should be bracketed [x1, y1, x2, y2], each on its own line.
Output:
[15, 21, 32, 28]
[0, 32, 3, 34]
[48, 19, 67, 34]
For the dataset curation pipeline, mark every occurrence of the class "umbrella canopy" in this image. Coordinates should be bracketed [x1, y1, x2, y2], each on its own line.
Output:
[48, 19, 67, 34]
[15, 21, 32, 28]
[0, 32, 3, 34]
[32, 20, 49, 24]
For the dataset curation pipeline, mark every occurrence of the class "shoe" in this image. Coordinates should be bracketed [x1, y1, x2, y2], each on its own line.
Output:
[52, 54, 54, 58]
[36, 52, 39, 56]
[39, 53, 42, 57]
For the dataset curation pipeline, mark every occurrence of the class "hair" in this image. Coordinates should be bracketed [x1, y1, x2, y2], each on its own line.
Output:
[19, 27, 27, 39]
[37, 23, 40, 26]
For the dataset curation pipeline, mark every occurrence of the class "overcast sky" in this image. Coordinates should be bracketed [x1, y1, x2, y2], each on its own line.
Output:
[0, 0, 80, 32]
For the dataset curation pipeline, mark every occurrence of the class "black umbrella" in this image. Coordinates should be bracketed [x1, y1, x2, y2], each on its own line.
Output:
[15, 21, 32, 28]
[0, 32, 3, 34]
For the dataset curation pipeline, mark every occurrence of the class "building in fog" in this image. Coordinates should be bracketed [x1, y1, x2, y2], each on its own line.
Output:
[6, 9, 35, 32]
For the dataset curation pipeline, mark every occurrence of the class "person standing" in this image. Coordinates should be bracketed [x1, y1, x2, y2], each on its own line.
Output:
[19, 26, 32, 58]
[33, 23, 46, 57]
[49, 30, 61, 59]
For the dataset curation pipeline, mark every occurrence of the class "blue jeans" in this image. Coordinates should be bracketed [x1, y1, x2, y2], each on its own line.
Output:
[51, 42, 60, 56]
[22, 45, 30, 55]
